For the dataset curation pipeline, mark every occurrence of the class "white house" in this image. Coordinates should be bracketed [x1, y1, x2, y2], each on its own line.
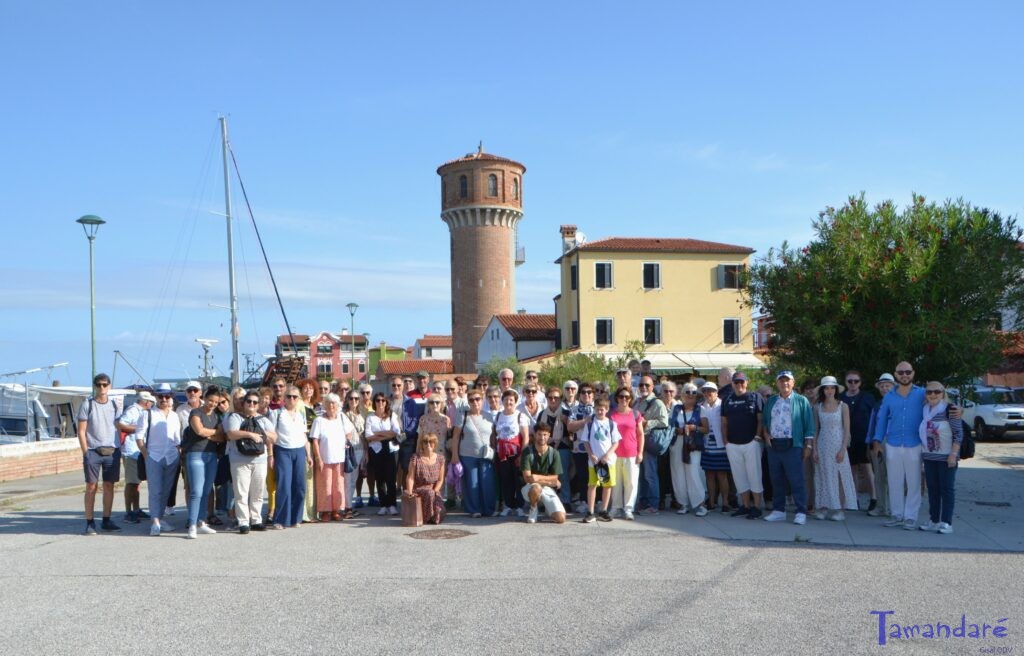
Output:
[477, 314, 558, 365]
[413, 335, 453, 360]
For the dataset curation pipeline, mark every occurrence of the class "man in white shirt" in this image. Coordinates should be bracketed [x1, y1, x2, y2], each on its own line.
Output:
[116, 391, 155, 523]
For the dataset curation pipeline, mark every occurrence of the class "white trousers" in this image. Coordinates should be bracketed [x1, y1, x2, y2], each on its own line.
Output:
[885, 444, 922, 521]
[610, 456, 640, 512]
[670, 441, 706, 509]
[726, 441, 764, 494]
[231, 459, 267, 527]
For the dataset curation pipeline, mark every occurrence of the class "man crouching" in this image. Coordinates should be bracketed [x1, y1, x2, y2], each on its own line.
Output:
[520, 424, 567, 524]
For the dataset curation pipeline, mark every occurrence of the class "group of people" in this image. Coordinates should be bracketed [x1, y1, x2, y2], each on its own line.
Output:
[75, 358, 963, 536]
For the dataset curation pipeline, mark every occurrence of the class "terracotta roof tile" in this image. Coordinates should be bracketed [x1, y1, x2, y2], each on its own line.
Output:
[416, 335, 452, 348]
[436, 150, 526, 173]
[495, 314, 558, 340]
[377, 359, 453, 375]
[277, 334, 310, 345]
[576, 237, 754, 255]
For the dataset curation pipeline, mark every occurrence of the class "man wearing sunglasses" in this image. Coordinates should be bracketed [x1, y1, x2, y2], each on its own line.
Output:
[76, 373, 124, 535]
[872, 361, 960, 530]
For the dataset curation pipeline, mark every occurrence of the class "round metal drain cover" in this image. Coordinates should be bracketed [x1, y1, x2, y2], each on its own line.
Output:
[407, 528, 474, 540]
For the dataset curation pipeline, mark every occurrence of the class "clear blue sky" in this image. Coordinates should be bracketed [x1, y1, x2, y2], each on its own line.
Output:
[2, 2, 1022, 386]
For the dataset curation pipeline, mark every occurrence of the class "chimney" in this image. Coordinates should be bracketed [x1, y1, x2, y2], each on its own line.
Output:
[560, 224, 578, 253]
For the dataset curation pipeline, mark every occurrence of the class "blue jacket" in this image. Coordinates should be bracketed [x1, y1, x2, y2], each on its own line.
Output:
[762, 392, 815, 448]
[872, 385, 926, 448]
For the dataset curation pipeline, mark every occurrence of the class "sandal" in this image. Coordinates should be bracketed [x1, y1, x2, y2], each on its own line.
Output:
[206, 516, 224, 526]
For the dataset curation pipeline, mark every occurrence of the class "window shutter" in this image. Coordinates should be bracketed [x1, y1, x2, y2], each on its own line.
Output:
[717, 265, 726, 290]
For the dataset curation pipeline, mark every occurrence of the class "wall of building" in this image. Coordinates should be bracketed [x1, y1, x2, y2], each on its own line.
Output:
[560, 250, 753, 353]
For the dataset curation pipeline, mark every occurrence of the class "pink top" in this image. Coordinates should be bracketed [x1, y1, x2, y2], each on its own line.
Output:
[611, 408, 640, 457]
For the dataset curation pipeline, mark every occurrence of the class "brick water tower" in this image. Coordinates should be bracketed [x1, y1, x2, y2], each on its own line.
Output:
[437, 144, 526, 372]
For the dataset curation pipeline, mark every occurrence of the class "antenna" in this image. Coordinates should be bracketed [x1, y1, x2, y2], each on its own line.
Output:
[195, 338, 219, 381]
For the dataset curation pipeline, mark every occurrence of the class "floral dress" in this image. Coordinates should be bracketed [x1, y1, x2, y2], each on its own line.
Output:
[410, 453, 446, 524]
[814, 404, 858, 511]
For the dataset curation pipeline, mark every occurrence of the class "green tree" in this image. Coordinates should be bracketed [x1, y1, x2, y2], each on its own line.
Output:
[538, 350, 618, 390]
[745, 194, 1024, 387]
[479, 356, 523, 386]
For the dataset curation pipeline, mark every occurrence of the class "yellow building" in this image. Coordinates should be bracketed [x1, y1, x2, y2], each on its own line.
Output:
[553, 225, 763, 375]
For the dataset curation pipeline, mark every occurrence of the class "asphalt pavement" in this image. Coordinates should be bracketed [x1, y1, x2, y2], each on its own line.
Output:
[0, 441, 1021, 655]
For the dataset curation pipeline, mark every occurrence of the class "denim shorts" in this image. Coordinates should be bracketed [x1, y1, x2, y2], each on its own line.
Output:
[84, 448, 122, 484]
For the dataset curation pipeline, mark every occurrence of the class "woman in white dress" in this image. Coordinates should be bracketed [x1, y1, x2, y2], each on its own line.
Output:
[812, 376, 858, 520]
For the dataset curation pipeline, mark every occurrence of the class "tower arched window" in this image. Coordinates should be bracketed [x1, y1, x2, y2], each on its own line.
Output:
[459, 175, 468, 199]
[512, 177, 519, 200]
[487, 174, 498, 197]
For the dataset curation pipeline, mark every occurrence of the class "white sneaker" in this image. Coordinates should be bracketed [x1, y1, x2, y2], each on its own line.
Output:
[527, 506, 538, 524]
[388, 506, 398, 515]
[919, 520, 939, 532]
[793, 513, 807, 525]
[763, 510, 786, 522]
[883, 517, 904, 528]
[677, 506, 689, 515]
[165, 507, 176, 516]
[814, 510, 827, 521]
[624, 510, 635, 521]
[499, 508, 511, 517]
[902, 519, 917, 530]
[377, 507, 388, 516]
[150, 523, 161, 536]
[829, 512, 846, 522]
[186, 525, 197, 539]
[197, 522, 217, 535]
[515, 508, 527, 518]
[695, 506, 709, 517]
[937, 522, 953, 534]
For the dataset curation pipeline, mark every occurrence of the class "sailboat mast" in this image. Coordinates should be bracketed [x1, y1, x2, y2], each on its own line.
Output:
[220, 116, 241, 388]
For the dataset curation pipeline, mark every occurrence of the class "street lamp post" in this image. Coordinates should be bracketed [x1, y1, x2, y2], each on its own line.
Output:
[76, 215, 106, 381]
[346, 303, 358, 384]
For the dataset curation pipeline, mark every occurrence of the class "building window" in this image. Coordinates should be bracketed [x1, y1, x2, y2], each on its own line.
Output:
[459, 175, 468, 199]
[718, 264, 745, 290]
[723, 318, 741, 345]
[571, 320, 579, 347]
[643, 263, 661, 289]
[342, 361, 350, 374]
[317, 362, 333, 378]
[487, 174, 498, 196]
[512, 177, 519, 200]
[595, 318, 613, 345]
[317, 344, 332, 355]
[358, 361, 366, 373]
[570, 264, 577, 291]
[595, 262, 613, 289]
[644, 318, 662, 345]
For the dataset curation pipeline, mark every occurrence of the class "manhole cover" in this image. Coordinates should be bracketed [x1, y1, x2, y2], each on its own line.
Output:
[973, 500, 1011, 507]
[407, 528, 475, 540]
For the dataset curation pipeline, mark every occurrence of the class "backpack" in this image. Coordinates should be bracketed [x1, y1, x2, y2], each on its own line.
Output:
[236, 415, 267, 456]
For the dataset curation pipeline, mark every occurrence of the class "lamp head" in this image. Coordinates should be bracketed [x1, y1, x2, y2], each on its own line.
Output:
[346, 302, 359, 316]
[76, 215, 106, 238]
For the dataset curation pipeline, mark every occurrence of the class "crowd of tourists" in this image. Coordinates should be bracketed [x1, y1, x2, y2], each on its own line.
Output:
[75, 358, 963, 537]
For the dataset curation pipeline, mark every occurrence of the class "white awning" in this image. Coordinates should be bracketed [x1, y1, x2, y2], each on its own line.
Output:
[623, 352, 765, 373]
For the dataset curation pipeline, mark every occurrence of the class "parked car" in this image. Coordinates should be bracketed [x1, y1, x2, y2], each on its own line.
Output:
[954, 386, 1024, 439]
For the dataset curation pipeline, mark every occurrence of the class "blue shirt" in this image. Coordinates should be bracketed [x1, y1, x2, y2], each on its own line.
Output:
[872, 385, 926, 447]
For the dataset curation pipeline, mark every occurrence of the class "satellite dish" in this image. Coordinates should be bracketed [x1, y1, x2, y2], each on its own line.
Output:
[575, 231, 587, 246]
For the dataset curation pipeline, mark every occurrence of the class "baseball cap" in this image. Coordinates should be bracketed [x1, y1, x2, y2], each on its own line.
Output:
[732, 372, 748, 382]
[185, 380, 202, 391]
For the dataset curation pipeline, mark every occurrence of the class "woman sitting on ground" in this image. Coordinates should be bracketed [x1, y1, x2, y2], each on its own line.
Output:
[405, 432, 446, 524]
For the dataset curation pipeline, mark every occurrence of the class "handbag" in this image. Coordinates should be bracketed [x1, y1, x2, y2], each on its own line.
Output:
[137, 455, 148, 482]
[644, 426, 674, 456]
[344, 442, 355, 473]
[401, 490, 423, 527]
